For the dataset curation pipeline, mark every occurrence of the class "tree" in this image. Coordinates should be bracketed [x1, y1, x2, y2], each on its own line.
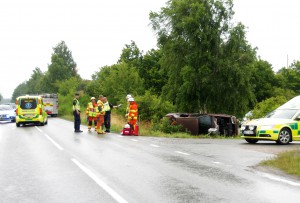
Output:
[44, 41, 79, 92]
[150, 0, 256, 117]
[118, 41, 143, 69]
[140, 49, 167, 95]
[276, 60, 300, 95]
[88, 63, 144, 104]
[26, 67, 45, 94]
[11, 82, 28, 101]
[0, 93, 2, 102]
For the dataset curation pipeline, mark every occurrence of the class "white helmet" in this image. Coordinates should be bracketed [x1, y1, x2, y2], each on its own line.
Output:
[90, 97, 96, 100]
[128, 97, 134, 102]
[126, 94, 132, 100]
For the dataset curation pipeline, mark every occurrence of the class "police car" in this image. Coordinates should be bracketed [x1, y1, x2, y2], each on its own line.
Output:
[241, 96, 300, 144]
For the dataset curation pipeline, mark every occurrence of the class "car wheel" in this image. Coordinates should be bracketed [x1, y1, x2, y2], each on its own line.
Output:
[40, 122, 45, 126]
[276, 128, 291, 145]
[245, 138, 258, 144]
[16, 123, 20, 127]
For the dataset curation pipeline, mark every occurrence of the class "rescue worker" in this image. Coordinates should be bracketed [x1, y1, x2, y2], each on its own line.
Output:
[127, 97, 138, 134]
[95, 99, 106, 134]
[102, 97, 113, 133]
[86, 97, 97, 132]
[125, 94, 132, 118]
[73, 93, 82, 132]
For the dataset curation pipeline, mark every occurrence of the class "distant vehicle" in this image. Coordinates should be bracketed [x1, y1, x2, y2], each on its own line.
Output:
[15, 95, 48, 127]
[0, 104, 16, 122]
[241, 95, 300, 144]
[2, 103, 16, 110]
[165, 113, 239, 136]
[40, 93, 58, 117]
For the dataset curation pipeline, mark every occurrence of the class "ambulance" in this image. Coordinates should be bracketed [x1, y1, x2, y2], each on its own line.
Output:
[15, 95, 48, 127]
[40, 93, 58, 117]
[241, 95, 300, 144]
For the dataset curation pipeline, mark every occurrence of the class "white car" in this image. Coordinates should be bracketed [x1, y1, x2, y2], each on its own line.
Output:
[0, 104, 16, 122]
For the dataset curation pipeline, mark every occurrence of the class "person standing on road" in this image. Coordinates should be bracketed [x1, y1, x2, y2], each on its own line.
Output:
[73, 93, 82, 133]
[96, 99, 106, 134]
[102, 97, 114, 133]
[86, 97, 97, 132]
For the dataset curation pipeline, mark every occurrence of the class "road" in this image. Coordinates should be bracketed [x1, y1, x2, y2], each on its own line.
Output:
[1, 117, 300, 203]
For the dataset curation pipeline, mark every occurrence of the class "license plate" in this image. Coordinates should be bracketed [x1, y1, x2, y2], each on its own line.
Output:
[243, 130, 254, 135]
[24, 114, 34, 117]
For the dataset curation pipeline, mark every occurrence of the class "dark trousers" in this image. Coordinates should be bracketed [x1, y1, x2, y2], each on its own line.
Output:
[104, 111, 111, 131]
[73, 111, 81, 131]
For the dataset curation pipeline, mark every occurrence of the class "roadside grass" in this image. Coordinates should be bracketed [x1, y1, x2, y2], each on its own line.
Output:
[260, 149, 300, 177]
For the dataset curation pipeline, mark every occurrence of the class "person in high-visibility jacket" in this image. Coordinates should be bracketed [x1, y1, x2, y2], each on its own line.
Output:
[95, 99, 106, 134]
[126, 97, 138, 133]
[86, 97, 97, 132]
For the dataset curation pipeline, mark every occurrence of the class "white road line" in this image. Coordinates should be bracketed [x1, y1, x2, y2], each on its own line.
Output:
[35, 126, 42, 132]
[150, 144, 160, 148]
[71, 158, 128, 203]
[260, 172, 300, 187]
[213, 161, 221, 164]
[35, 126, 63, 151]
[131, 139, 138, 142]
[175, 151, 190, 156]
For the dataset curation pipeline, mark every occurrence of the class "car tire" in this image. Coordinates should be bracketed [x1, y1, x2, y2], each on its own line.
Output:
[40, 122, 45, 126]
[245, 138, 258, 144]
[276, 128, 291, 145]
[16, 123, 20, 127]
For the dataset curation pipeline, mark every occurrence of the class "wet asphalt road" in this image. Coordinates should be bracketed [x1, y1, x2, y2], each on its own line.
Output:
[1, 118, 300, 203]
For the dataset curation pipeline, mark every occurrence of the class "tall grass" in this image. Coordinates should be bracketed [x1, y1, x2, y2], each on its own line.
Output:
[261, 149, 300, 177]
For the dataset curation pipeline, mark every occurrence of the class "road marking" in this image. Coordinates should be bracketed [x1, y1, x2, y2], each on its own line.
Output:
[131, 139, 138, 142]
[213, 161, 221, 164]
[35, 126, 63, 151]
[260, 173, 300, 187]
[71, 158, 128, 203]
[175, 151, 190, 156]
[35, 126, 42, 132]
[150, 144, 160, 148]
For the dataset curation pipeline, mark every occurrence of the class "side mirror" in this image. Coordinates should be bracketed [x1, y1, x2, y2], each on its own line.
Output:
[295, 116, 300, 121]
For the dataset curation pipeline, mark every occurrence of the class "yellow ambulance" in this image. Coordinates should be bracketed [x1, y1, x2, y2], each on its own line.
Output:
[241, 95, 300, 144]
[15, 95, 48, 127]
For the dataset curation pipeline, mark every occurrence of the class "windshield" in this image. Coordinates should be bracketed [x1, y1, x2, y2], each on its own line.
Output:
[20, 98, 37, 109]
[265, 109, 298, 119]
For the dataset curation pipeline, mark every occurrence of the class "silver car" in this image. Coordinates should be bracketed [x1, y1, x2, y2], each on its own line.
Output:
[0, 104, 16, 122]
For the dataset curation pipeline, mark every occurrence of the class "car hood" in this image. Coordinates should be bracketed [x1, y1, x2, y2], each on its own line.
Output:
[243, 118, 294, 126]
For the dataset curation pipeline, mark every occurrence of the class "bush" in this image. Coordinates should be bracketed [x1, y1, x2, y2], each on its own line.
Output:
[252, 96, 287, 118]
[152, 117, 182, 134]
[135, 91, 175, 122]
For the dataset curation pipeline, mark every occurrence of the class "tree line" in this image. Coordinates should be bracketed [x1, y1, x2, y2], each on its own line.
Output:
[10, 0, 300, 121]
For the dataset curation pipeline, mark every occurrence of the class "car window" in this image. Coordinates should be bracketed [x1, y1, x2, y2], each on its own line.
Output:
[20, 99, 37, 109]
[265, 109, 298, 119]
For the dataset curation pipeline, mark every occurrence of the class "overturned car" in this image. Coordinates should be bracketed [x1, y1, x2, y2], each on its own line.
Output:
[165, 113, 239, 136]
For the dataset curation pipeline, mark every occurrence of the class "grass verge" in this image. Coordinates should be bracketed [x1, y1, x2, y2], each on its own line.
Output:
[260, 149, 300, 177]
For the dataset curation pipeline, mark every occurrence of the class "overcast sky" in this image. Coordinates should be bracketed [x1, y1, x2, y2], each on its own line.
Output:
[1, 0, 300, 99]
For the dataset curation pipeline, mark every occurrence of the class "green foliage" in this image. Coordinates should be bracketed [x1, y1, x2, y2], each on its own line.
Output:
[135, 91, 176, 122]
[249, 60, 277, 103]
[139, 49, 166, 95]
[150, 0, 256, 117]
[152, 117, 182, 134]
[88, 63, 145, 104]
[0, 93, 2, 101]
[276, 61, 300, 95]
[43, 41, 79, 93]
[118, 40, 143, 69]
[252, 96, 288, 119]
